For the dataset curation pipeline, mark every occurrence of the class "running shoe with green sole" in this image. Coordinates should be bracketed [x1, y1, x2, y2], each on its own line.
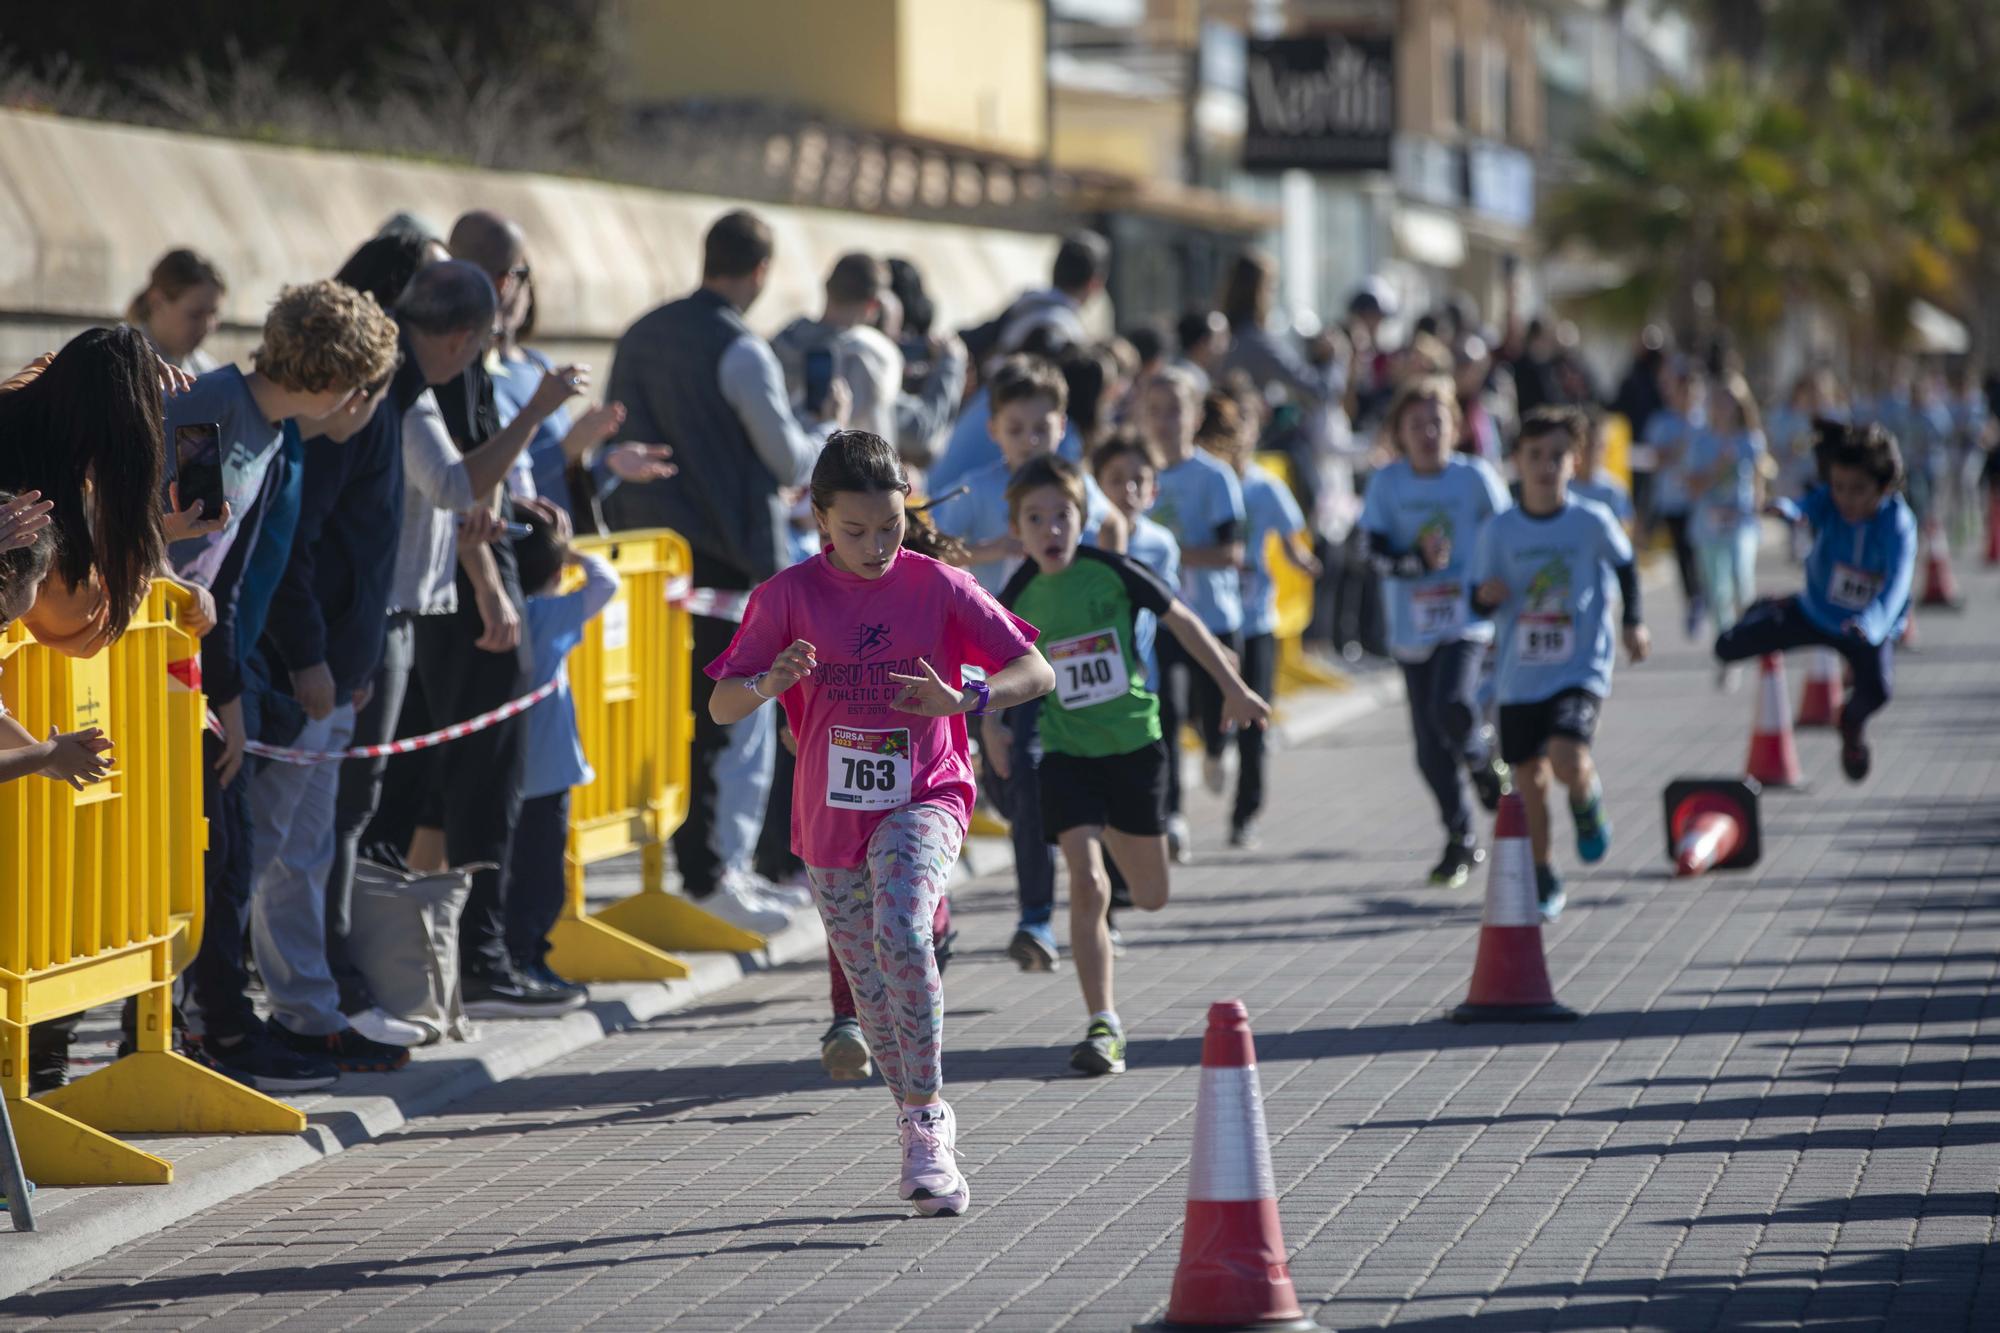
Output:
[1427, 839, 1484, 888]
[1572, 795, 1611, 864]
[1069, 1018, 1127, 1076]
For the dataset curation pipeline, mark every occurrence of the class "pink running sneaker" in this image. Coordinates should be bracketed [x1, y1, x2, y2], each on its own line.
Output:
[897, 1101, 969, 1217]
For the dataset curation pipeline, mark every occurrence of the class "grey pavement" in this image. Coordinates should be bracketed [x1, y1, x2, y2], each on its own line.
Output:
[2, 560, 1997, 1331]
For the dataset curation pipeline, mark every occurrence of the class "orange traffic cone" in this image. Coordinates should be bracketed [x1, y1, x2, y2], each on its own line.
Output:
[1664, 778, 1762, 877]
[1450, 794, 1576, 1023]
[1745, 654, 1803, 788]
[1135, 1002, 1322, 1333]
[1920, 516, 1962, 608]
[1795, 647, 1842, 729]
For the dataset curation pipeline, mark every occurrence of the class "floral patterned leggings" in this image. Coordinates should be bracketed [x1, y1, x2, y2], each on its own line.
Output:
[807, 802, 962, 1103]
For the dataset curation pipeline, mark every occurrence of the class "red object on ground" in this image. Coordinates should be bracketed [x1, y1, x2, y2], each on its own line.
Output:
[1135, 1002, 1322, 1333]
[1746, 654, 1803, 788]
[1795, 647, 1843, 729]
[1449, 794, 1576, 1024]
[1664, 778, 1762, 877]
[1920, 516, 1962, 607]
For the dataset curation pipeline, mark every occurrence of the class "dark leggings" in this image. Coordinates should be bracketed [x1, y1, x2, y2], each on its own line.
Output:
[1158, 627, 1242, 815]
[1232, 633, 1278, 827]
[1662, 511, 1702, 610]
[1397, 638, 1487, 841]
[1715, 596, 1895, 732]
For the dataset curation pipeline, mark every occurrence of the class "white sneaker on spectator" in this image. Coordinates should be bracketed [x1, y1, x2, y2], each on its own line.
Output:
[702, 876, 791, 935]
[733, 868, 813, 911]
[347, 1007, 431, 1048]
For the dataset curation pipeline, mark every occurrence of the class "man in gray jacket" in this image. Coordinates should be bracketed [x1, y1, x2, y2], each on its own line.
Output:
[600, 210, 846, 932]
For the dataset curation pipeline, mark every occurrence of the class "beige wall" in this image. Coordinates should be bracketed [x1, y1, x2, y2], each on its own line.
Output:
[1399, 0, 1542, 150]
[0, 109, 1057, 370]
[607, 0, 1047, 160]
[897, 0, 1047, 157]
[1051, 87, 1184, 179]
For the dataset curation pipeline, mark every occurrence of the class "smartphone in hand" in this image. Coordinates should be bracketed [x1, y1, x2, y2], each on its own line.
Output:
[804, 347, 835, 417]
[173, 422, 226, 521]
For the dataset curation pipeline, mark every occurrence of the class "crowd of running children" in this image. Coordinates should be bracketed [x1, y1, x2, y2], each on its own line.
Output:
[0, 213, 1938, 1222]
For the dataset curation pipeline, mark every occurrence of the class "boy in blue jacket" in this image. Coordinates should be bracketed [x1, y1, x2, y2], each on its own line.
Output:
[1716, 421, 1916, 783]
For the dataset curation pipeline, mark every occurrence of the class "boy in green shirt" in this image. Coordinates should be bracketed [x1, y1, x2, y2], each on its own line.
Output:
[993, 457, 1269, 1074]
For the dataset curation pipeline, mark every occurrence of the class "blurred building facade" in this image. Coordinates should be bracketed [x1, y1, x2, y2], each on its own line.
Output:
[602, 0, 1271, 332]
[1048, 0, 1701, 349]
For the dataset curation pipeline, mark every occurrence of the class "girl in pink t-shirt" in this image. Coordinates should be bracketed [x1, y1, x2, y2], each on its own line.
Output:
[708, 431, 1053, 1218]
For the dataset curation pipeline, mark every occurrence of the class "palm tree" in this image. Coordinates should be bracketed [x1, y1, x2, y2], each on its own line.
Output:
[1543, 68, 1972, 366]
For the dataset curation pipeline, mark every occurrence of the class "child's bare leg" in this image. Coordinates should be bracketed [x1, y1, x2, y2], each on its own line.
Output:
[1547, 739, 1597, 806]
[1101, 830, 1171, 911]
[1060, 828, 1115, 1016]
[1516, 756, 1553, 865]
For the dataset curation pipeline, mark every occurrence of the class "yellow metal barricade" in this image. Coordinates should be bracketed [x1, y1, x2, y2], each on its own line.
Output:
[2, 583, 303, 1186]
[547, 529, 763, 984]
[1253, 453, 1350, 695]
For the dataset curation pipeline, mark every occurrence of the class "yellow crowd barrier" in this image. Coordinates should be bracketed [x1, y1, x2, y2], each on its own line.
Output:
[1, 583, 302, 1187]
[1254, 453, 1350, 696]
[546, 529, 764, 984]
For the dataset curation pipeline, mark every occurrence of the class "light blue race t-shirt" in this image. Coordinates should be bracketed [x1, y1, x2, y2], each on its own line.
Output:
[1125, 513, 1181, 689]
[1686, 427, 1764, 541]
[926, 457, 1114, 594]
[1569, 471, 1634, 528]
[1148, 448, 1245, 635]
[1358, 454, 1510, 662]
[1475, 497, 1634, 706]
[1643, 407, 1703, 516]
[1239, 462, 1307, 639]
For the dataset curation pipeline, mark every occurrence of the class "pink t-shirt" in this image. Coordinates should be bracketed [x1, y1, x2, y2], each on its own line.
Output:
[706, 549, 1038, 869]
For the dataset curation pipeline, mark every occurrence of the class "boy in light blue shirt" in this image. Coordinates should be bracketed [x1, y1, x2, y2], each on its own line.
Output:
[1716, 420, 1915, 784]
[1569, 411, 1635, 534]
[1474, 407, 1651, 922]
[1091, 430, 1181, 691]
[507, 510, 621, 991]
[929, 355, 1126, 974]
[1360, 377, 1512, 887]
[1641, 361, 1707, 636]
[1219, 437, 1320, 849]
[1138, 368, 1244, 860]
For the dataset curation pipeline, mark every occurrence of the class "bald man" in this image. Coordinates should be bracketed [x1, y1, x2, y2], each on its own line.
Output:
[375, 209, 587, 1018]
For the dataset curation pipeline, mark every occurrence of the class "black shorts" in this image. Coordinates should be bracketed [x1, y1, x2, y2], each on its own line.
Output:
[1040, 740, 1170, 841]
[1498, 688, 1603, 765]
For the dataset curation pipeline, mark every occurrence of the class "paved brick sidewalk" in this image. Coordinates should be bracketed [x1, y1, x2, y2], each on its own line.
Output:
[3, 566, 1998, 1332]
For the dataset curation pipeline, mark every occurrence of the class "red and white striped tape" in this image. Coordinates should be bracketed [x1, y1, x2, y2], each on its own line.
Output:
[665, 575, 751, 623]
[192, 570, 738, 765]
[205, 677, 562, 766]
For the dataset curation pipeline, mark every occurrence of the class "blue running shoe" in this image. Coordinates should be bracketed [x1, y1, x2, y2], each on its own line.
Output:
[1006, 923, 1059, 972]
[1536, 864, 1566, 924]
[1573, 794, 1611, 864]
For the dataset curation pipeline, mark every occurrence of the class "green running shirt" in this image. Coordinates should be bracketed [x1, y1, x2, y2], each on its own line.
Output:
[1000, 546, 1179, 758]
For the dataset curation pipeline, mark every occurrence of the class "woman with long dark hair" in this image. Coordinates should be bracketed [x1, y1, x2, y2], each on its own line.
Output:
[0, 325, 185, 654]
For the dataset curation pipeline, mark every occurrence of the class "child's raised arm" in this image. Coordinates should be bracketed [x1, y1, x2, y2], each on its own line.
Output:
[1161, 600, 1270, 733]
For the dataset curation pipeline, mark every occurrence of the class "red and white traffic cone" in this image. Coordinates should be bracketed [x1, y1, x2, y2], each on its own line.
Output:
[1794, 647, 1842, 729]
[1134, 1002, 1322, 1333]
[1663, 778, 1762, 877]
[1450, 793, 1576, 1023]
[1745, 654, 1803, 788]
[1920, 515, 1963, 608]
